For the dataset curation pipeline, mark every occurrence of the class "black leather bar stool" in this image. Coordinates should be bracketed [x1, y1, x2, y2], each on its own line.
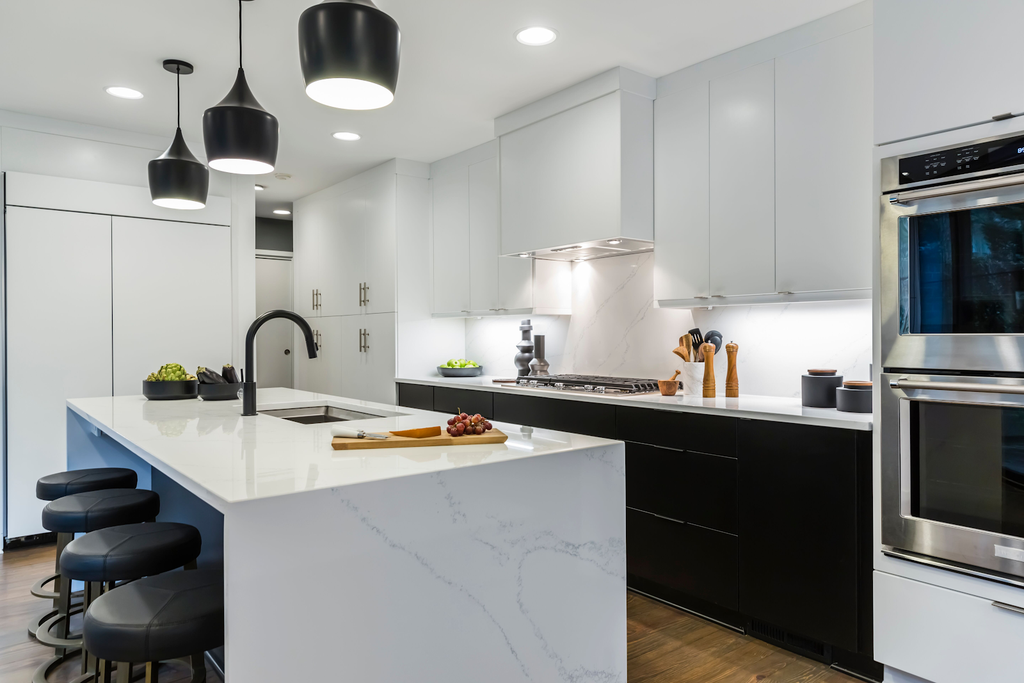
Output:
[53, 523, 203, 683]
[84, 570, 224, 683]
[30, 468, 139, 629]
[34, 489, 159, 673]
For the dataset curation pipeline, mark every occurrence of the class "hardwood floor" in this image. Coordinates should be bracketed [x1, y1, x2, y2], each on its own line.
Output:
[2, 545, 856, 683]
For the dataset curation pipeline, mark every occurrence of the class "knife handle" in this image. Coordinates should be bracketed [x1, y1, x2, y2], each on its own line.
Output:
[725, 342, 739, 398]
[701, 343, 716, 398]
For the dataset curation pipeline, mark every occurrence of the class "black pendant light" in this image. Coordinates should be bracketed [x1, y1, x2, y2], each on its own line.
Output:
[298, 0, 401, 110]
[149, 60, 210, 210]
[203, 0, 278, 175]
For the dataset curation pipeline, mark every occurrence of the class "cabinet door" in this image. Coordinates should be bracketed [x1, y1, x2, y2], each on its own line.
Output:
[654, 81, 710, 301]
[292, 199, 323, 318]
[431, 166, 470, 314]
[497, 257, 534, 311]
[315, 316, 345, 395]
[111, 217, 231, 396]
[340, 315, 363, 398]
[710, 60, 775, 297]
[363, 173, 397, 314]
[319, 191, 364, 317]
[292, 317, 323, 392]
[776, 27, 872, 295]
[468, 157, 500, 312]
[738, 420, 858, 651]
[875, 0, 1024, 144]
[6, 208, 113, 538]
[342, 313, 395, 404]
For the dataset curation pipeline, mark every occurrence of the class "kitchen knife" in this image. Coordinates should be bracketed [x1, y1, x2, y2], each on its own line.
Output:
[331, 426, 389, 440]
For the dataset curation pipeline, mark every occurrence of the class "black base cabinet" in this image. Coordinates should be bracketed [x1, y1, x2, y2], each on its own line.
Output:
[396, 384, 880, 680]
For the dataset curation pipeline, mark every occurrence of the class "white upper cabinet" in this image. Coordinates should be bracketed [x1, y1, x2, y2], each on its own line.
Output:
[653, 81, 710, 302]
[776, 26, 872, 295]
[362, 173, 397, 316]
[497, 68, 655, 256]
[654, 2, 873, 307]
[875, 0, 1024, 145]
[710, 60, 776, 297]
[430, 141, 571, 317]
[292, 199, 322, 318]
[111, 217, 232, 395]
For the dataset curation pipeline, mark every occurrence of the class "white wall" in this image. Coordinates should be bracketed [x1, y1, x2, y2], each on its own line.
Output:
[466, 253, 871, 398]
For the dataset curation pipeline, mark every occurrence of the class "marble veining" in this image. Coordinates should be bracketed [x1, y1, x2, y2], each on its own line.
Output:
[465, 253, 871, 398]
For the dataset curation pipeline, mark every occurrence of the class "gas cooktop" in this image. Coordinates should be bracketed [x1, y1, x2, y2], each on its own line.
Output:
[515, 374, 660, 395]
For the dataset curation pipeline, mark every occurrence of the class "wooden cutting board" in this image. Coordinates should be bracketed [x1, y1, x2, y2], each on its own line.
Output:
[332, 429, 508, 451]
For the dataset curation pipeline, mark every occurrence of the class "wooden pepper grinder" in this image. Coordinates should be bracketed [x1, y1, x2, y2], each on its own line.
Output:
[701, 343, 716, 398]
[726, 342, 739, 398]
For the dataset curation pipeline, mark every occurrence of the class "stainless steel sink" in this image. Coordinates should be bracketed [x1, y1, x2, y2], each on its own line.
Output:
[260, 405, 386, 425]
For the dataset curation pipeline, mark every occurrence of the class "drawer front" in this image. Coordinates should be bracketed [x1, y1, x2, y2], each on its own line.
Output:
[617, 406, 736, 456]
[396, 383, 433, 411]
[492, 393, 617, 438]
[433, 387, 493, 418]
[626, 508, 737, 611]
[626, 443, 737, 534]
[875, 571, 1024, 683]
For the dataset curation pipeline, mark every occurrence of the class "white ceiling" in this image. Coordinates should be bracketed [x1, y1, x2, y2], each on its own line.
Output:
[0, 0, 861, 217]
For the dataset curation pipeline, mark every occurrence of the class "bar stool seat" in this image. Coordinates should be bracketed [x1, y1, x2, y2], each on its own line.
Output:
[85, 570, 223, 682]
[61, 523, 202, 582]
[42, 489, 159, 533]
[36, 468, 138, 501]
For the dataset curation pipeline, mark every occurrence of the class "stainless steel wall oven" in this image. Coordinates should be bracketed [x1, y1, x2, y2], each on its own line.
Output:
[882, 132, 1024, 584]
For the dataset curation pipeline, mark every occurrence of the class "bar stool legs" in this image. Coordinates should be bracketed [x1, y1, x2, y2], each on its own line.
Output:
[28, 532, 76, 638]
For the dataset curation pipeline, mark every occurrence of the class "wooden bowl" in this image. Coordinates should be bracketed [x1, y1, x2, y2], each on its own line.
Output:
[658, 379, 680, 396]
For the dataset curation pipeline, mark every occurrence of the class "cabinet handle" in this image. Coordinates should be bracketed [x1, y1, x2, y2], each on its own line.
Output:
[693, 296, 709, 300]
[993, 112, 1016, 122]
[312, 289, 316, 310]
[363, 282, 369, 306]
[777, 291, 792, 295]
[993, 601, 1024, 616]
[364, 329, 369, 352]
[317, 290, 322, 310]
[711, 295, 726, 298]
[358, 283, 363, 307]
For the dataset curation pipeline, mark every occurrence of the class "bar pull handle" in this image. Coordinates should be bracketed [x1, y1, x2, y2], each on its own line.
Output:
[363, 282, 369, 305]
[364, 329, 369, 352]
[312, 289, 316, 310]
[993, 601, 1024, 616]
[890, 378, 1024, 395]
[889, 172, 1024, 205]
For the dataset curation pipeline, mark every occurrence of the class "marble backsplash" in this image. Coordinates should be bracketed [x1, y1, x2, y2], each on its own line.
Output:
[465, 253, 872, 398]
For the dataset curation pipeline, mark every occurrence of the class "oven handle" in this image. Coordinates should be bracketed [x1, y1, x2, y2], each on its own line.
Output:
[890, 379, 1024, 395]
[889, 173, 1024, 205]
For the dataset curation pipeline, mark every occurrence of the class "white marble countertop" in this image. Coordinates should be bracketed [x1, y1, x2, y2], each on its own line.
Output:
[398, 375, 873, 431]
[66, 388, 618, 511]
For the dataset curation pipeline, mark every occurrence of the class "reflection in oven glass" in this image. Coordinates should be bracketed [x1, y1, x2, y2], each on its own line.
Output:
[903, 204, 1024, 333]
[911, 402, 1024, 538]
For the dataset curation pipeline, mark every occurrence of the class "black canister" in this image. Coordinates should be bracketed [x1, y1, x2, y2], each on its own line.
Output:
[836, 381, 872, 413]
[801, 369, 843, 408]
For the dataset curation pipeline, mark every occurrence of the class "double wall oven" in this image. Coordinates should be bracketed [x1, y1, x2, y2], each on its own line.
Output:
[881, 132, 1024, 584]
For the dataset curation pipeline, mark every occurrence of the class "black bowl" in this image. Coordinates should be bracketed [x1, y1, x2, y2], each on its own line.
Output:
[198, 382, 243, 401]
[143, 380, 198, 401]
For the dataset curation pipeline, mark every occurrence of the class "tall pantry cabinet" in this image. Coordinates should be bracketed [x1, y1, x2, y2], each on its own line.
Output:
[292, 160, 428, 405]
[3, 173, 232, 539]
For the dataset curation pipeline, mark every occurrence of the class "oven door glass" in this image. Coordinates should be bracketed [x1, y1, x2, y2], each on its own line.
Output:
[899, 203, 1024, 334]
[908, 400, 1024, 537]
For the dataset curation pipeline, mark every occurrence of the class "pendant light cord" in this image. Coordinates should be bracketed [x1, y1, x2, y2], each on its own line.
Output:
[238, 0, 243, 69]
[176, 66, 181, 129]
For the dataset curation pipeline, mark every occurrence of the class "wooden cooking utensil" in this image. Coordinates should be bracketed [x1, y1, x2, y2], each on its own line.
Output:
[673, 336, 691, 362]
[333, 429, 508, 450]
[701, 343, 716, 398]
[658, 370, 681, 397]
[725, 342, 739, 398]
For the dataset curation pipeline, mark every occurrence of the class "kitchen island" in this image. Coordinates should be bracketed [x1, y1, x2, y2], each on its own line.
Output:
[65, 388, 626, 683]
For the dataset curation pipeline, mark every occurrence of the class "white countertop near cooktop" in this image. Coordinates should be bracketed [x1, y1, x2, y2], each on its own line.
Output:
[398, 375, 873, 431]
[66, 387, 618, 511]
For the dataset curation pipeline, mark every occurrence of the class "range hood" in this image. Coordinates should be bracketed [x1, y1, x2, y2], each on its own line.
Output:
[517, 237, 654, 262]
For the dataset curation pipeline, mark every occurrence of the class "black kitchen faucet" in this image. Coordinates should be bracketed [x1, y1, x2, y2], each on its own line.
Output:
[242, 310, 318, 416]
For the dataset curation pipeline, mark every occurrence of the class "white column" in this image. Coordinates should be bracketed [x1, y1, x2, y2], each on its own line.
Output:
[230, 175, 256, 367]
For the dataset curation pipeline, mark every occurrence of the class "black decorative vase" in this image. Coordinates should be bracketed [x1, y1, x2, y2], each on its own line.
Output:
[514, 319, 534, 377]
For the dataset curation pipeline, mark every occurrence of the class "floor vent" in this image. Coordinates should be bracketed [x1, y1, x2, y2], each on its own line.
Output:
[747, 618, 830, 662]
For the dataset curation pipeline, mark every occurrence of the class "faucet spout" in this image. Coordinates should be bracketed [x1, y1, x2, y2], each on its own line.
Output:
[242, 310, 318, 416]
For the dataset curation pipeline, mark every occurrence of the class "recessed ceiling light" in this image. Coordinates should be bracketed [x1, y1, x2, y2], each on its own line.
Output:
[518, 253, 530, 258]
[273, 209, 291, 216]
[332, 131, 361, 141]
[254, 184, 266, 191]
[105, 86, 144, 100]
[573, 258, 585, 263]
[607, 239, 622, 245]
[516, 27, 557, 46]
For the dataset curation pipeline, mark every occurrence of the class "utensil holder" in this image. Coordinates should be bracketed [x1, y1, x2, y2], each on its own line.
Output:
[681, 364, 705, 396]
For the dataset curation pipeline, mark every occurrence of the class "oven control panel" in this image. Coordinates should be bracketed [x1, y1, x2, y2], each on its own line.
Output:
[898, 134, 1024, 184]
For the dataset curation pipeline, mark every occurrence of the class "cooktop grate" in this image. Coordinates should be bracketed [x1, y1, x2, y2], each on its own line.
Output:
[515, 374, 660, 394]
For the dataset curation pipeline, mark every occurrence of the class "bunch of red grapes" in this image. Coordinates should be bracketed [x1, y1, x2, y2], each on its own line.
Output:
[446, 411, 494, 437]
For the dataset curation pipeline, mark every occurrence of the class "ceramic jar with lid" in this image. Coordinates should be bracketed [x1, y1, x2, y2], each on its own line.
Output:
[801, 369, 844, 408]
[836, 380, 872, 413]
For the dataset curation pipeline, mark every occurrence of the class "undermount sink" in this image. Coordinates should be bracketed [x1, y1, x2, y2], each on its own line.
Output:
[261, 405, 387, 425]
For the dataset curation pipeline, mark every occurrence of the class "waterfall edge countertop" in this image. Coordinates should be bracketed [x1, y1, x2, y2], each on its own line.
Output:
[397, 375, 874, 431]
[66, 387, 618, 513]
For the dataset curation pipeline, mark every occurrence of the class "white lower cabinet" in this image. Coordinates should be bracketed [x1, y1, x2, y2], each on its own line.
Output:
[295, 314, 395, 405]
[874, 571, 1024, 683]
[294, 316, 342, 395]
[5, 207, 113, 538]
[111, 217, 232, 395]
